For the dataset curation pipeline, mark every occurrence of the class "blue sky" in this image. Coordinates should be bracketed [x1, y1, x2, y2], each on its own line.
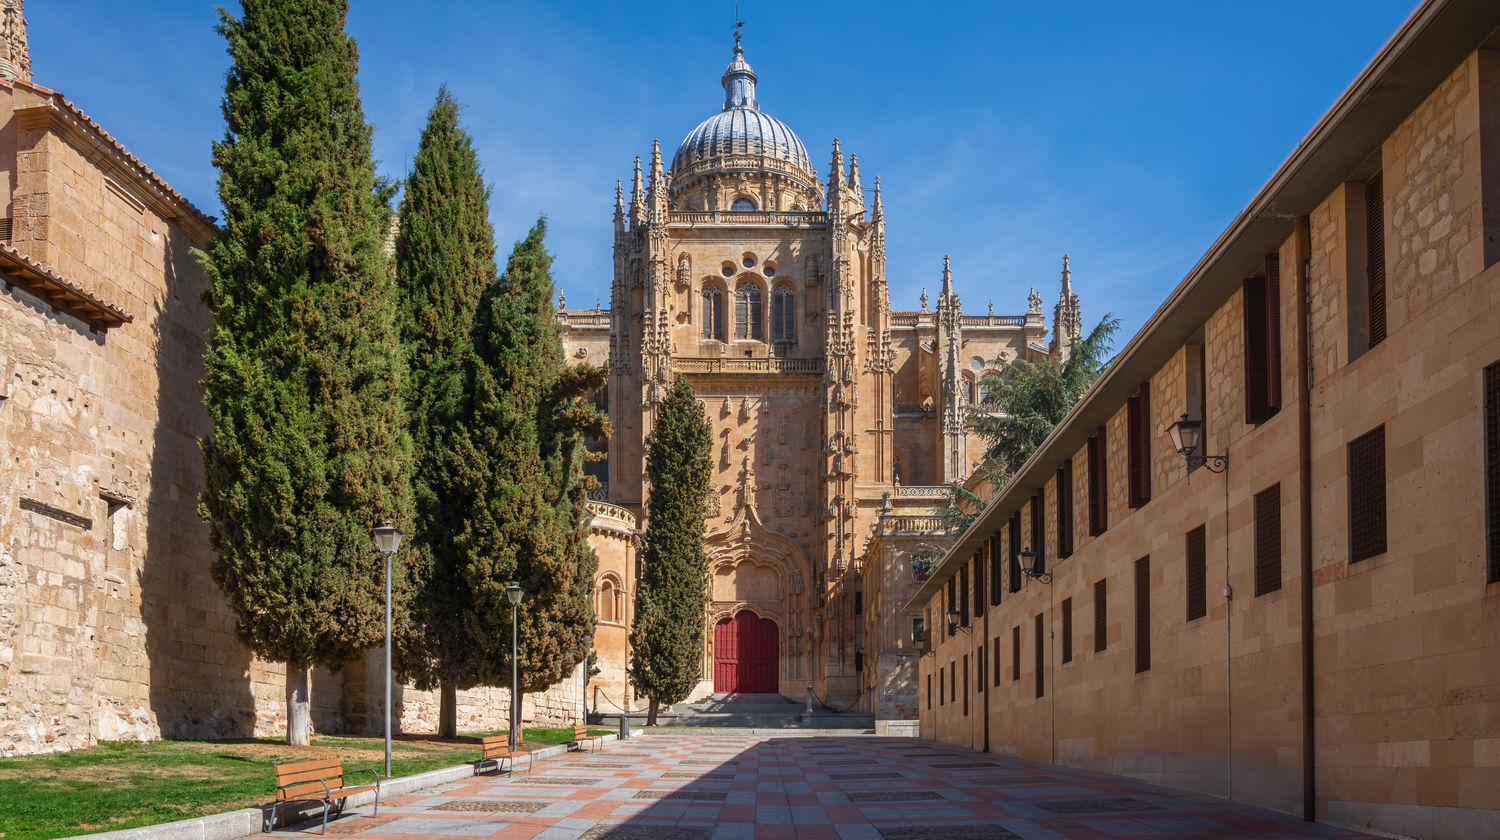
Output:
[31, 1, 1417, 342]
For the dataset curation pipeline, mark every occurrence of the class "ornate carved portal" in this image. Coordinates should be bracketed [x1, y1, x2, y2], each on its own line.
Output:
[703, 500, 810, 690]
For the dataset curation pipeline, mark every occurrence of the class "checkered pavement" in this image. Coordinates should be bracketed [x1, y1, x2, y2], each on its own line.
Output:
[287, 732, 1384, 839]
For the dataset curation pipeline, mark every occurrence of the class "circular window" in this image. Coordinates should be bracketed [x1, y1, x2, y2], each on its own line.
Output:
[742, 256, 756, 269]
[764, 264, 776, 277]
[721, 266, 733, 277]
[970, 358, 984, 371]
[731, 197, 755, 212]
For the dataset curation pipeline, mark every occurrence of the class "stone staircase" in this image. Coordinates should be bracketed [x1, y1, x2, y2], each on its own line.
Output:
[589, 692, 875, 731]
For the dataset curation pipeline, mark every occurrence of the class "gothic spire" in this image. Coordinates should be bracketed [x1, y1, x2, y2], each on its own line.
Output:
[849, 154, 862, 193]
[828, 138, 844, 189]
[613, 179, 625, 232]
[941, 254, 953, 298]
[629, 155, 645, 225]
[0, 0, 29, 83]
[1062, 253, 1073, 296]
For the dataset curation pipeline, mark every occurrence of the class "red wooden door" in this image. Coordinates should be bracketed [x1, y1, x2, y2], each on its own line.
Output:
[714, 611, 779, 693]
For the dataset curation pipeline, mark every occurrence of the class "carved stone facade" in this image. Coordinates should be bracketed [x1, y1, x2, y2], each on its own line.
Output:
[563, 39, 1080, 710]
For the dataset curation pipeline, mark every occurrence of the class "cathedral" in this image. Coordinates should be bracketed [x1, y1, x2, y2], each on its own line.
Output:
[564, 34, 1083, 725]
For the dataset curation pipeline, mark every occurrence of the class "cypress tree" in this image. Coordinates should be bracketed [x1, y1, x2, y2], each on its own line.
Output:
[199, 0, 411, 745]
[459, 220, 605, 698]
[629, 377, 713, 725]
[390, 87, 498, 737]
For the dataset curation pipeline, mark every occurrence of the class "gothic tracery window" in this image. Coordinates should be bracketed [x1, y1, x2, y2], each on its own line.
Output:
[735, 282, 763, 341]
[773, 287, 795, 343]
[702, 285, 725, 340]
[731, 197, 755, 212]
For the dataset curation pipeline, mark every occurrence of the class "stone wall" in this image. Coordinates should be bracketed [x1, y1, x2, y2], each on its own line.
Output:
[918, 43, 1500, 839]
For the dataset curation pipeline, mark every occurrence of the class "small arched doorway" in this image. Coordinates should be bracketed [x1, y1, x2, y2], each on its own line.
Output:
[713, 611, 778, 693]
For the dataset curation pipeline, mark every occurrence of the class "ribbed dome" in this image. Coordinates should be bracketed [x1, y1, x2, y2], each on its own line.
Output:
[670, 43, 814, 182]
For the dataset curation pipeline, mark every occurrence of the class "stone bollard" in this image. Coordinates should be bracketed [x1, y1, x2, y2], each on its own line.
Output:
[806, 684, 815, 714]
[620, 713, 631, 740]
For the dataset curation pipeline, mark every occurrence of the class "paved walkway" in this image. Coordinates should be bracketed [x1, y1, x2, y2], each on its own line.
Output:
[296, 732, 1383, 840]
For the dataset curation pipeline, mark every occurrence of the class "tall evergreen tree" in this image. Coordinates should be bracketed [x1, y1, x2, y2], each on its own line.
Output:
[939, 316, 1120, 532]
[390, 88, 498, 737]
[199, 0, 411, 745]
[456, 219, 605, 699]
[629, 377, 712, 725]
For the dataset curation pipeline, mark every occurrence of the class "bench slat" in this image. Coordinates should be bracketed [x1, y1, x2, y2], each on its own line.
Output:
[275, 758, 342, 778]
[279, 768, 346, 787]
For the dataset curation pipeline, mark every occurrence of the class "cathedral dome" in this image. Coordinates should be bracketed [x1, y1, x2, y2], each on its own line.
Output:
[670, 41, 819, 198]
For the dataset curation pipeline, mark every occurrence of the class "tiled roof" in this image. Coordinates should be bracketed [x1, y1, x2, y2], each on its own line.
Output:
[0, 240, 132, 329]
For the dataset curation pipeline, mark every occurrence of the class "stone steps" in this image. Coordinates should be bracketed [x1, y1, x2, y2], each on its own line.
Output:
[589, 692, 874, 731]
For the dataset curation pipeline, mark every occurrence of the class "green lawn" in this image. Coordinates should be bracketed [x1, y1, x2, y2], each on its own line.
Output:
[0, 728, 613, 840]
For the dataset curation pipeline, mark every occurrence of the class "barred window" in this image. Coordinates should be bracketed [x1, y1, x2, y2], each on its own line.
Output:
[1254, 485, 1282, 596]
[1348, 426, 1387, 563]
[1186, 525, 1207, 621]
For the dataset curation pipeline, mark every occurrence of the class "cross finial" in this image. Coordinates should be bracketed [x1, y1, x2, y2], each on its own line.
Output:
[733, 3, 745, 52]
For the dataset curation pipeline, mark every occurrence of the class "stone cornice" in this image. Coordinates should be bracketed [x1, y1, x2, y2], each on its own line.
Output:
[10, 83, 216, 243]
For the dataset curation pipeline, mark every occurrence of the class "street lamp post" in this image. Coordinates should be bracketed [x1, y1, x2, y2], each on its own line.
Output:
[372, 523, 403, 777]
[505, 584, 525, 747]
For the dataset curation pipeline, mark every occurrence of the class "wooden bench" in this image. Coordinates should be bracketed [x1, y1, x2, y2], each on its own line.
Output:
[269, 757, 380, 834]
[569, 723, 605, 752]
[477, 734, 532, 775]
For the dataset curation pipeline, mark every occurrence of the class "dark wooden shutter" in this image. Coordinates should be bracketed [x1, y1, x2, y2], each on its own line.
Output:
[1486, 361, 1500, 583]
[1094, 578, 1108, 652]
[959, 563, 970, 627]
[1186, 524, 1207, 621]
[1031, 490, 1046, 575]
[977, 644, 984, 693]
[1367, 173, 1386, 347]
[993, 637, 1002, 686]
[962, 656, 969, 716]
[1057, 461, 1075, 558]
[1061, 597, 1074, 663]
[927, 674, 932, 709]
[990, 532, 1004, 605]
[1254, 485, 1283, 596]
[972, 552, 984, 620]
[950, 662, 956, 702]
[939, 667, 944, 706]
[1134, 556, 1151, 674]
[1012, 625, 1020, 681]
[1244, 276, 1270, 424]
[1265, 254, 1282, 413]
[1348, 426, 1387, 563]
[1008, 512, 1022, 592]
[1128, 384, 1151, 508]
[1034, 613, 1045, 699]
[1088, 428, 1108, 535]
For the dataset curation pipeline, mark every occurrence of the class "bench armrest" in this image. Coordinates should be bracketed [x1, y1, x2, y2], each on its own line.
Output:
[277, 777, 334, 800]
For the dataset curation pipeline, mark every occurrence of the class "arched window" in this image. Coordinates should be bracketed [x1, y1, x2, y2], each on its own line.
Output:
[702, 286, 724, 340]
[731, 197, 755, 212]
[962, 374, 975, 404]
[599, 579, 616, 623]
[773, 287, 795, 343]
[735, 282, 763, 341]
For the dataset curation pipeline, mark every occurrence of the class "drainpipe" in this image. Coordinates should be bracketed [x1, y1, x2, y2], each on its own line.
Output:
[1294, 218, 1316, 821]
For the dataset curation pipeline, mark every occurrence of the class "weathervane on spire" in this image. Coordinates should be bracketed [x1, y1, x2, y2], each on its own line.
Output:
[733, 2, 745, 51]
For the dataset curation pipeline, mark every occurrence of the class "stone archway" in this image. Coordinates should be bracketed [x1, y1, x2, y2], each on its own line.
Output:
[713, 611, 779, 694]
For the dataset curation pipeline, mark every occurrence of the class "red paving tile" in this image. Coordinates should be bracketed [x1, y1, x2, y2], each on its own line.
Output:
[269, 731, 1389, 839]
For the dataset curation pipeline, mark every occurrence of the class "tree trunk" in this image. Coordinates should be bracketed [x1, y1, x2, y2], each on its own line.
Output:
[286, 665, 312, 746]
[439, 681, 457, 739]
[647, 696, 659, 727]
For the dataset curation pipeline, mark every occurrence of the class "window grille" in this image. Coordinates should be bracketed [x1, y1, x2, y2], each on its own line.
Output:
[1186, 524, 1207, 621]
[1366, 174, 1386, 347]
[1348, 426, 1387, 563]
[1134, 556, 1151, 673]
[1254, 485, 1282, 596]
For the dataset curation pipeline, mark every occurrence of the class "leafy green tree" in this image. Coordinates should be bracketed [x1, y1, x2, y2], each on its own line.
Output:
[629, 377, 713, 724]
[455, 220, 605, 701]
[390, 87, 499, 737]
[199, 0, 411, 745]
[940, 316, 1120, 532]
